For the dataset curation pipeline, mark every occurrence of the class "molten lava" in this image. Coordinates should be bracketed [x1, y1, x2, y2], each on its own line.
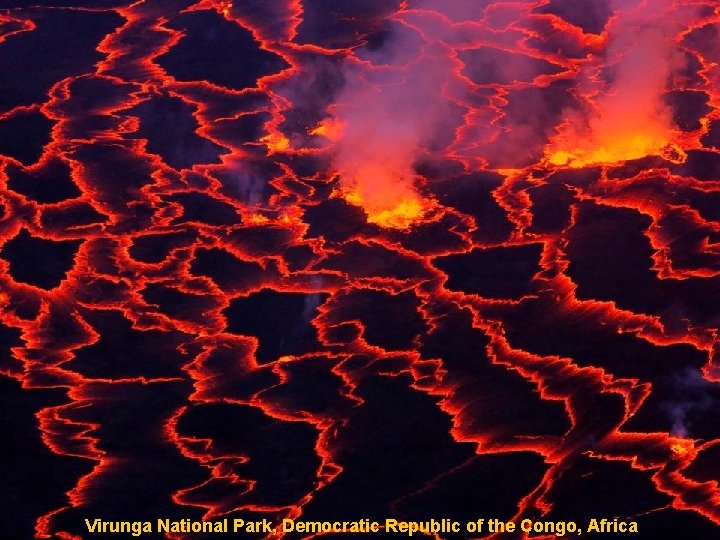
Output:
[340, 165, 427, 230]
[260, 132, 290, 153]
[1, 0, 720, 539]
[546, 116, 682, 168]
[547, 134, 679, 168]
[309, 118, 345, 142]
[544, 0, 694, 168]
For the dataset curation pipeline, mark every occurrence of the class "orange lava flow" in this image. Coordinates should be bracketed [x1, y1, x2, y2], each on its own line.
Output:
[340, 164, 428, 230]
[1, 0, 720, 538]
[546, 131, 683, 168]
[309, 118, 345, 141]
[543, 0, 696, 168]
